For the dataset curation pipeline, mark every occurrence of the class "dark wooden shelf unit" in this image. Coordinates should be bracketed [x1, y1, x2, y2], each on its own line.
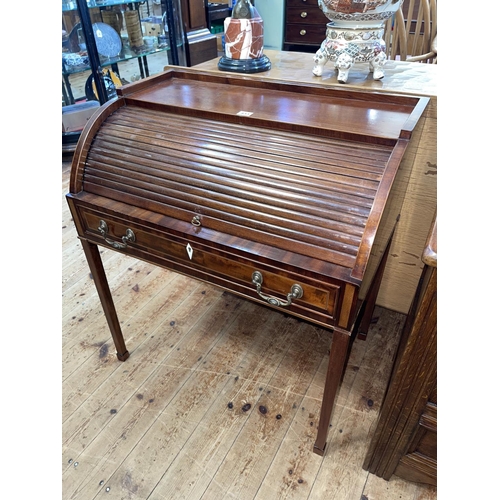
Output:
[180, 0, 218, 65]
[283, 0, 329, 51]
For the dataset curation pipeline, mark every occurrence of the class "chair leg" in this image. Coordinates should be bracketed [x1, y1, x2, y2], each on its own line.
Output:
[80, 240, 130, 361]
[313, 326, 350, 456]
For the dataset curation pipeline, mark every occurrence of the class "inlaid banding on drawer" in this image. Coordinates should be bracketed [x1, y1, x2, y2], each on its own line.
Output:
[80, 208, 339, 316]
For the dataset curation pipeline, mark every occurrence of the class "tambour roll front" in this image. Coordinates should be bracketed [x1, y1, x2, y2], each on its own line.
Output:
[66, 68, 428, 455]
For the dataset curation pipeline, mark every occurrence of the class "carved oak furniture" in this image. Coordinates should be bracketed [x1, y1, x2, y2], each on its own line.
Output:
[66, 68, 428, 455]
[363, 216, 437, 484]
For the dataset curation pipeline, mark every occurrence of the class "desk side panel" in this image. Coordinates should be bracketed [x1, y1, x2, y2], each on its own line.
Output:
[371, 101, 437, 313]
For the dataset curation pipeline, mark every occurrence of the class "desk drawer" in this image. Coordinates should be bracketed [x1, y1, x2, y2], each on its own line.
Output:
[77, 206, 340, 325]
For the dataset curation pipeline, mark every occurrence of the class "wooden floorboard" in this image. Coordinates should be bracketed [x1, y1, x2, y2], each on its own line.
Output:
[62, 161, 437, 499]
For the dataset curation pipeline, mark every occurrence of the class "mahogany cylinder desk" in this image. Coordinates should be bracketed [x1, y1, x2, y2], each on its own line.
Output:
[66, 67, 428, 455]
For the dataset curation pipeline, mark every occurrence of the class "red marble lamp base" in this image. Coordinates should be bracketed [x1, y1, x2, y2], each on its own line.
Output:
[218, 15, 271, 73]
[218, 54, 271, 73]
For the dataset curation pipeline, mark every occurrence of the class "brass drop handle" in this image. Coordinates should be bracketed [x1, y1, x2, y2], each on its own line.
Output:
[300, 29, 307, 36]
[98, 220, 135, 249]
[300, 11, 307, 18]
[191, 215, 201, 226]
[251, 271, 303, 307]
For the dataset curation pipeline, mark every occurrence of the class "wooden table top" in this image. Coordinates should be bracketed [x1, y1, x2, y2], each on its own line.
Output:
[194, 49, 437, 99]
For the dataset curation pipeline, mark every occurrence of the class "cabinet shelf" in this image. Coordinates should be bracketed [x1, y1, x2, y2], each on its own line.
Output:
[62, 0, 146, 13]
[62, 0, 185, 102]
[62, 0, 186, 141]
[62, 44, 173, 77]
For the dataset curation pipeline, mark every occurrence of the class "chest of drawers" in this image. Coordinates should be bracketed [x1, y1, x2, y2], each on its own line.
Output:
[66, 67, 428, 455]
[284, 0, 329, 50]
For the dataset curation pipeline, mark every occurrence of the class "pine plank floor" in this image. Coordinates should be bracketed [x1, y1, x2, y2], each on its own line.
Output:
[62, 161, 437, 500]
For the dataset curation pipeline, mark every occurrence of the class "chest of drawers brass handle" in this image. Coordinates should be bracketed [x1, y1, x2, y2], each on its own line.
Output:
[300, 29, 307, 36]
[301, 11, 307, 18]
[251, 271, 303, 307]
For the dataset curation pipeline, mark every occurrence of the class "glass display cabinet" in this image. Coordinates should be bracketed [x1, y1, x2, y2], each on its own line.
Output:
[62, 0, 186, 146]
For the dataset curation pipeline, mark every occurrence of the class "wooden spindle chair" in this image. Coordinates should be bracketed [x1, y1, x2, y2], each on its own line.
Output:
[384, 0, 437, 64]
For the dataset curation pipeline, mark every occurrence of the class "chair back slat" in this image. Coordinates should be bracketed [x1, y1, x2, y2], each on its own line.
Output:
[385, 0, 437, 64]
